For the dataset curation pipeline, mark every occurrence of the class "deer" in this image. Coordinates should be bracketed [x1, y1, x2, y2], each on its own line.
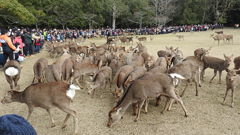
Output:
[168, 60, 201, 97]
[4, 60, 21, 89]
[224, 34, 233, 44]
[32, 58, 48, 84]
[234, 56, 240, 70]
[107, 73, 188, 127]
[202, 54, 234, 84]
[223, 69, 240, 107]
[138, 37, 147, 42]
[86, 66, 112, 96]
[211, 34, 225, 45]
[62, 55, 83, 82]
[176, 35, 184, 41]
[1, 82, 80, 135]
[123, 66, 147, 89]
[70, 59, 102, 88]
[113, 65, 135, 100]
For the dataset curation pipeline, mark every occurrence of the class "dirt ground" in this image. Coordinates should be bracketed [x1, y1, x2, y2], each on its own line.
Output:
[1, 28, 240, 135]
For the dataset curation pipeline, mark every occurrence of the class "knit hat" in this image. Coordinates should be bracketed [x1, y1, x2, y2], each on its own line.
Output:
[0, 114, 37, 135]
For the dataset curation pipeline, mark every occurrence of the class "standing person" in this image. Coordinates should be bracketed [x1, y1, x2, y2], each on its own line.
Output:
[0, 28, 19, 65]
[33, 33, 41, 53]
[22, 30, 33, 56]
[13, 31, 24, 60]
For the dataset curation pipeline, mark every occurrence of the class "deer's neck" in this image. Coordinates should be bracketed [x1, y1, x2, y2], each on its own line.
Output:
[116, 92, 132, 114]
[13, 92, 25, 103]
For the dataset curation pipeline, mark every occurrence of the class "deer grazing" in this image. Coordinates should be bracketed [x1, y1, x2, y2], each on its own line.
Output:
[107, 73, 188, 127]
[1, 82, 81, 135]
[86, 66, 112, 96]
[4, 60, 21, 89]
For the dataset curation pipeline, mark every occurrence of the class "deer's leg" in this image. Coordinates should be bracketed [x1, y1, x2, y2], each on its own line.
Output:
[193, 75, 199, 96]
[27, 106, 34, 120]
[218, 71, 222, 84]
[46, 109, 56, 127]
[144, 99, 149, 114]
[161, 97, 170, 114]
[134, 100, 145, 122]
[169, 88, 188, 117]
[58, 105, 78, 135]
[210, 69, 217, 83]
[180, 81, 189, 97]
[132, 103, 138, 116]
[167, 99, 175, 111]
[155, 96, 161, 106]
[231, 88, 235, 108]
[62, 114, 70, 129]
[14, 76, 20, 89]
[223, 88, 230, 105]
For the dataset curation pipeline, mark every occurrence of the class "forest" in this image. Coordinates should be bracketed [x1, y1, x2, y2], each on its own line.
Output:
[0, 0, 240, 29]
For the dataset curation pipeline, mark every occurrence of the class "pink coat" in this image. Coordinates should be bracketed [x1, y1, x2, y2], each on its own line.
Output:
[13, 36, 24, 49]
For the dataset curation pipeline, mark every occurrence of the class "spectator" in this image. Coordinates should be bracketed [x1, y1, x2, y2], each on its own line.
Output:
[22, 30, 33, 56]
[0, 114, 37, 135]
[0, 28, 19, 65]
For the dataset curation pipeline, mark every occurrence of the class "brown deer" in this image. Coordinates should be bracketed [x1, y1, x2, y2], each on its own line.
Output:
[223, 69, 240, 107]
[168, 60, 201, 97]
[234, 56, 240, 70]
[86, 66, 112, 96]
[1, 82, 80, 135]
[107, 73, 188, 127]
[113, 65, 135, 100]
[4, 60, 21, 89]
[32, 58, 48, 84]
[202, 54, 234, 84]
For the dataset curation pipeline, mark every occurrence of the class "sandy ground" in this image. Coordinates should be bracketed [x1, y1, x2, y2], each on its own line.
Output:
[1, 28, 240, 135]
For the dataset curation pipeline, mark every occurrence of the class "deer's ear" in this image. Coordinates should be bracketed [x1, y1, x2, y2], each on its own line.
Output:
[223, 54, 227, 59]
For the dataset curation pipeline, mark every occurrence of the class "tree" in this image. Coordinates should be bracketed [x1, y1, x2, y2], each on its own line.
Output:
[150, 0, 177, 26]
[125, 0, 153, 28]
[105, 0, 128, 29]
[0, 0, 36, 26]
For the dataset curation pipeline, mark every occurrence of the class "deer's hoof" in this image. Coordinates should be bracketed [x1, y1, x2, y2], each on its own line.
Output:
[134, 119, 138, 122]
[61, 124, 67, 129]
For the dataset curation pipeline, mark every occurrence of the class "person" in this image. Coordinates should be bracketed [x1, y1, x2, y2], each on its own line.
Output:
[0, 28, 19, 65]
[22, 30, 33, 56]
[0, 114, 37, 135]
[33, 33, 41, 53]
[13, 31, 24, 61]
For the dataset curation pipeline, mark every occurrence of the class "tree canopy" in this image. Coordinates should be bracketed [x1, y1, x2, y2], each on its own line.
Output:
[0, 0, 239, 28]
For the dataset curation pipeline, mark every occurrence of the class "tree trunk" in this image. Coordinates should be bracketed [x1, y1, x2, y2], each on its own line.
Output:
[35, 23, 38, 30]
[112, 4, 117, 30]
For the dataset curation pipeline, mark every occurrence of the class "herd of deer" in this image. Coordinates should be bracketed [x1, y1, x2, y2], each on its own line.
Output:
[210, 31, 234, 45]
[1, 37, 240, 134]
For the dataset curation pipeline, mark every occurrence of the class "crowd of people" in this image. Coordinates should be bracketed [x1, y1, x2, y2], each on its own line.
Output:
[0, 23, 223, 67]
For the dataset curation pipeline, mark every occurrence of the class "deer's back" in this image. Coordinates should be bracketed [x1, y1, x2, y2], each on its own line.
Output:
[23, 82, 70, 107]
[203, 56, 225, 69]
